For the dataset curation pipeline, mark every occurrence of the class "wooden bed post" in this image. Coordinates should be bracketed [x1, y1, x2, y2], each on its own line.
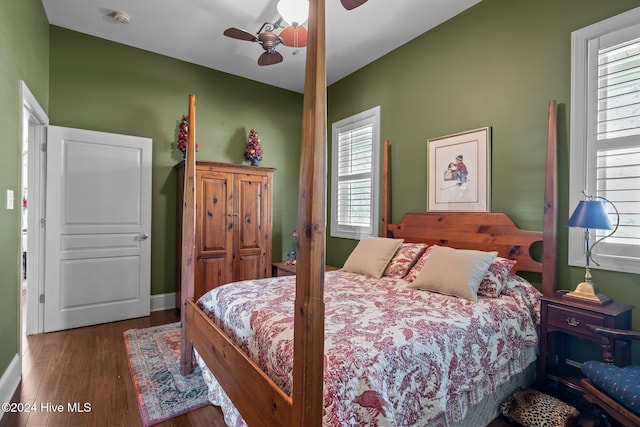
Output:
[542, 100, 557, 297]
[381, 140, 390, 237]
[180, 94, 197, 375]
[292, 0, 326, 425]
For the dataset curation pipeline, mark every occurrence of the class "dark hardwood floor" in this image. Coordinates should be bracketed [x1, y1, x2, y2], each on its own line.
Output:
[1, 309, 226, 427]
[1, 308, 603, 427]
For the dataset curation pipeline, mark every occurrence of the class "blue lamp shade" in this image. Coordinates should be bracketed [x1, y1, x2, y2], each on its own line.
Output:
[567, 200, 613, 230]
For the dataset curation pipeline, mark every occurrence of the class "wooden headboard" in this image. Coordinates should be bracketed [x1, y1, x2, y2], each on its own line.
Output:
[381, 101, 557, 296]
[386, 212, 543, 272]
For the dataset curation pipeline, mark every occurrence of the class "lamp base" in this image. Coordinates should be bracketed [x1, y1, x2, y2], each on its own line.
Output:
[563, 281, 612, 305]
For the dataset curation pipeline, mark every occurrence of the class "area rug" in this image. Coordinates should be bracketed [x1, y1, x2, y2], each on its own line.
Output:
[124, 322, 209, 426]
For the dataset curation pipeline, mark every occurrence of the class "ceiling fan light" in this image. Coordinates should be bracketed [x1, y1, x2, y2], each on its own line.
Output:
[277, 0, 308, 27]
[280, 25, 308, 48]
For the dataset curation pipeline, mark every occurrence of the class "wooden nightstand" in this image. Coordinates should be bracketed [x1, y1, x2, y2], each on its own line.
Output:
[272, 262, 339, 277]
[539, 292, 634, 391]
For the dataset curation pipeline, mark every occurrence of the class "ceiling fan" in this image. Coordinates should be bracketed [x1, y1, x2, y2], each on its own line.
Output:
[223, 0, 368, 66]
[223, 21, 289, 66]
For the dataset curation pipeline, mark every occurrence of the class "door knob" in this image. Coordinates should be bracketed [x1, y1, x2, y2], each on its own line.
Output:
[140, 233, 150, 240]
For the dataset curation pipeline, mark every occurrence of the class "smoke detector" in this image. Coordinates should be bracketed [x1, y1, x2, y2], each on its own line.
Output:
[111, 11, 130, 24]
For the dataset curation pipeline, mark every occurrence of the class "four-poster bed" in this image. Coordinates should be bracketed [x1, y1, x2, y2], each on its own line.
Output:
[179, 1, 558, 425]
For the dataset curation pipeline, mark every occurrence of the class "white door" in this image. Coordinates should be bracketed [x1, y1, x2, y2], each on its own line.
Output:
[44, 126, 152, 332]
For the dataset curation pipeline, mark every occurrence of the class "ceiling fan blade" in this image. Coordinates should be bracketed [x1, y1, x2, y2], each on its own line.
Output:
[340, 0, 368, 10]
[223, 27, 258, 42]
[258, 51, 283, 66]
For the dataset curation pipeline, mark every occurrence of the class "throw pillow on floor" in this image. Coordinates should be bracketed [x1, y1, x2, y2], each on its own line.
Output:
[500, 388, 579, 427]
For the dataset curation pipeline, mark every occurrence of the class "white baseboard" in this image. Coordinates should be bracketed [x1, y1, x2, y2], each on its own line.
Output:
[150, 292, 177, 312]
[0, 354, 21, 421]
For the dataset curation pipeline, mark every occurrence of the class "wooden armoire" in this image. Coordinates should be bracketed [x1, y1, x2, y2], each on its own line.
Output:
[176, 161, 274, 302]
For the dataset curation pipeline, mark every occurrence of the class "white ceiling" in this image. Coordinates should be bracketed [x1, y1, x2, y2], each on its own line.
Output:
[41, 0, 481, 93]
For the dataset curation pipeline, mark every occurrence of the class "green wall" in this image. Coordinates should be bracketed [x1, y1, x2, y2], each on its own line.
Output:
[3, 0, 640, 387]
[326, 0, 640, 328]
[48, 27, 304, 296]
[0, 0, 49, 386]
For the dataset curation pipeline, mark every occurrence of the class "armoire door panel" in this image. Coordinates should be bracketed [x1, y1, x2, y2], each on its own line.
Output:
[199, 173, 233, 253]
[236, 253, 263, 282]
[236, 175, 267, 251]
[201, 256, 232, 295]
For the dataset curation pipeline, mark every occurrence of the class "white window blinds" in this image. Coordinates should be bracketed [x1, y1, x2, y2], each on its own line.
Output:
[597, 39, 640, 140]
[596, 37, 640, 248]
[337, 125, 373, 228]
[331, 106, 380, 239]
[570, 8, 640, 274]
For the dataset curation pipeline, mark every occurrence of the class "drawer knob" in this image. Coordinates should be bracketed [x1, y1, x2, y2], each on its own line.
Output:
[566, 316, 580, 327]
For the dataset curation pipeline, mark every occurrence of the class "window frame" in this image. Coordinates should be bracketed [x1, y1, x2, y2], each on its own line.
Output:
[569, 6, 640, 275]
[330, 106, 381, 240]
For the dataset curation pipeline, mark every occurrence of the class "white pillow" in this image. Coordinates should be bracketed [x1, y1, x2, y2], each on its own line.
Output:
[407, 245, 498, 302]
[342, 237, 403, 279]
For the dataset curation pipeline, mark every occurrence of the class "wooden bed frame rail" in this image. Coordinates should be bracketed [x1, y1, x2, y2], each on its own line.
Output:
[184, 299, 293, 426]
[179, 0, 558, 423]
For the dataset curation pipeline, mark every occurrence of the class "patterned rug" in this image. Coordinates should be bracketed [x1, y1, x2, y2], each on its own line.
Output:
[124, 322, 209, 426]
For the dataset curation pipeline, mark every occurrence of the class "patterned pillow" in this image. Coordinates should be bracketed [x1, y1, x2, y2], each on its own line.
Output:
[477, 257, 517, 298]
[404, 246, 433, 283]
[500, 388, 579, 427]
[383, 243, 428, 278]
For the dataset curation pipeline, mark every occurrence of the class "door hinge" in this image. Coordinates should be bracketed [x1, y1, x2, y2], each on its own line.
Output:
[41, 142, 47, 153]
[40, 218, 46, 227]
[39, 293, 45, 303]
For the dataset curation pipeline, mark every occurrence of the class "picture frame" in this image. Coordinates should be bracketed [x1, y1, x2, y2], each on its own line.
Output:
[427, 127, 491, 212]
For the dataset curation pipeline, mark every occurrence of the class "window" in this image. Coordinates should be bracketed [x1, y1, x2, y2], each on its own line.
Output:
[570, 7, 640, 274]
[330, 106, 381, 240]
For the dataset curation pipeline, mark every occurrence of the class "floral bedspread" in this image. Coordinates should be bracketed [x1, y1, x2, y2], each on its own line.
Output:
[195, 271, 540, 426]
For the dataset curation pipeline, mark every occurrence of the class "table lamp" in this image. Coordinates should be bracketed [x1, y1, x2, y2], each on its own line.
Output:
[565, 193, 619, 305]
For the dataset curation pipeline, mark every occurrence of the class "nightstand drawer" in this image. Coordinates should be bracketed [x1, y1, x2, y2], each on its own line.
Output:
[547, 304, 605, 339]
